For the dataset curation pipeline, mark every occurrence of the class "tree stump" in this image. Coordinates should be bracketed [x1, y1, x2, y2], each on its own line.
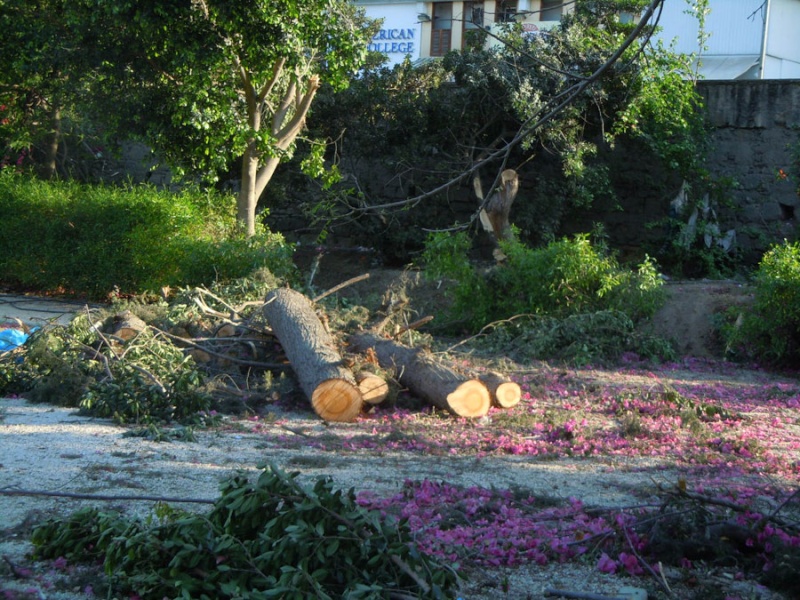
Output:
[263, 288, 362, 422]
[349, 332, 490, 418]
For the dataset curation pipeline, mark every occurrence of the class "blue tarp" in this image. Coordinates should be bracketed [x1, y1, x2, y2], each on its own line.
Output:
[0, 327, 34, 352]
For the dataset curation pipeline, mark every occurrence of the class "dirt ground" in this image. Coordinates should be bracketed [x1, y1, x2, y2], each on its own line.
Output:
[649, 280, 753, 359]
[2, 257, 795, 600]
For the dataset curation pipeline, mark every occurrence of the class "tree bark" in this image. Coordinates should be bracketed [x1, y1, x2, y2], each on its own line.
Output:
[36, 103, 61, 180]
[349, 332, 491, 418]
[263, 288, 362, 422]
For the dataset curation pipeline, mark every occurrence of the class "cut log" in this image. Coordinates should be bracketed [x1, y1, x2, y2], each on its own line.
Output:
[356, 372, 391, 405]
[263, 288, 362, 422]
[477, 371, 521, 408]
[349, 332, 491, 418]
[112, 310, 147, 341]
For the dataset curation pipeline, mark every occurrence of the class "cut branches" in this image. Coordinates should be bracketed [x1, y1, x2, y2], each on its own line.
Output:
[349, 332, 490, 418]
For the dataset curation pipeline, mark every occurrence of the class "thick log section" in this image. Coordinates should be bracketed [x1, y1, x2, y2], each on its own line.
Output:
[263, 288, 362, 422]
[356, 372, 391, 405]
[476, 371, 521, 408]
[349, 332, 490, 418]
[112, 310, 147, 341]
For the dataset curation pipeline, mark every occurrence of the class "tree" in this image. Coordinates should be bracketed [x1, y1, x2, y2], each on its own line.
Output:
[83, 0, 377, 236]
[1, 0, 377, 236]
[0, 0, 84, 178]
[306, 0, 706, 251]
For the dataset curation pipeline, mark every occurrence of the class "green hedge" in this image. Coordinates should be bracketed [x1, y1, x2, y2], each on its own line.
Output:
[0, 173, 294, 298]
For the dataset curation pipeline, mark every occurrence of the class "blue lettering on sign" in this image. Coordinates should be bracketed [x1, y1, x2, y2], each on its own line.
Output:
[371, 28, 415, 52]
[368, 42, 415, 54]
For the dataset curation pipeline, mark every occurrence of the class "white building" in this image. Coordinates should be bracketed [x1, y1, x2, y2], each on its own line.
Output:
[355, 1, 567, 66]
[356, 0, 800, 79]
[652, 0, 800, 80]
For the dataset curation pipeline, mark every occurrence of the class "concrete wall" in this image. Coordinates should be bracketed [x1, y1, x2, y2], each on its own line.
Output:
[698, 79, 800, 257]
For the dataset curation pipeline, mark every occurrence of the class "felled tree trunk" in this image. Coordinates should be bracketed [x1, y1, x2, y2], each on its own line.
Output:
[112, 310, 147, 341]
[263, 287, 362, 422]
[356, 372, 391, 406]
[349, 332, 490, 418]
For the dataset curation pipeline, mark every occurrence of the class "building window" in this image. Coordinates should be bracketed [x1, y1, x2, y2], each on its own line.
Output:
[540, 0, 562, 21]
[431, 2, 453, 56]
[496, 0, 518, 23]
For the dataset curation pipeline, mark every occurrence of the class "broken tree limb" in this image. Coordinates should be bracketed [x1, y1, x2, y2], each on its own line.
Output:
[312, 273, 371, 303]
[349, 332, 491, 418]
[263, 287, 363, 422]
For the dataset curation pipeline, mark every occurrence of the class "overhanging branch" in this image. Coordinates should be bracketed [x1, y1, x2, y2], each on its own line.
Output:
[356, 0, 666, 218]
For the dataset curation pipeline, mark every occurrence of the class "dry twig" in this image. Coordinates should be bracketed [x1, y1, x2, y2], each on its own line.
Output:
[312, 273, 370, 303]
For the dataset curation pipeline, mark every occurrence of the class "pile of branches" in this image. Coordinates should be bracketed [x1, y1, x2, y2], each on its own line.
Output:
[0, 269, 519, 426]
[30, 463, 461, 599]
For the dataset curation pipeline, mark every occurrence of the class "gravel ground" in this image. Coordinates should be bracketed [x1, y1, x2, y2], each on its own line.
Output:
[0, 395, 790, 600]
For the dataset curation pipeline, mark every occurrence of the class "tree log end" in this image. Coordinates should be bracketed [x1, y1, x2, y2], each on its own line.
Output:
[492, 381, 522, 408]
[312, 378, 363, 422]
[446, 380, 491, 418]
[356, 373, 390, 405]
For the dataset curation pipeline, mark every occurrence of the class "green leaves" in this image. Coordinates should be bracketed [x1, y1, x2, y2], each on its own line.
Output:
[725, 240, 800, 366]
[31, 464, 460, 598]
[422, 231, 666, 335]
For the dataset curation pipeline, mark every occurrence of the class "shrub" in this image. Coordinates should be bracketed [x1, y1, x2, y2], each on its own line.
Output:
[0, 172, 294, 298]
[724, 240, 800, 366]
[421, 231, 665, 333]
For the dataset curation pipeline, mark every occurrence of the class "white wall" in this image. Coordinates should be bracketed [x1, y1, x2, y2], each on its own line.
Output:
[360, 2, 422, 66]
[652, 0, 764, 56]
[763, 0, 800, 78]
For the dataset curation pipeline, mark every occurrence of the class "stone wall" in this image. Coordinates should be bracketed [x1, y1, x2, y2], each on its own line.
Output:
[698, 79, 800, 258]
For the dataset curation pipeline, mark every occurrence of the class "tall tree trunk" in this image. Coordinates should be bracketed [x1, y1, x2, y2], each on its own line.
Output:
[239, 147, 259, 237]
[236, 73, 320, 238]
[238, 99, 262, 237]
[36, 104, 61, 180]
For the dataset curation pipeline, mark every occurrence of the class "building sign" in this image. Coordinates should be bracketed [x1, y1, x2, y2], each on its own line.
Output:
[369, 28, 415, 54]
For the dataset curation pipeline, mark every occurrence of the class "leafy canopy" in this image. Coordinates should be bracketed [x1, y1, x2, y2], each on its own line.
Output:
[78, 0, 375, 176]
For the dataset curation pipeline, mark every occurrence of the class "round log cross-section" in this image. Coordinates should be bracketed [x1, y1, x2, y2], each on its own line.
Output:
[263, 288, 362, 422]
[349, 332, 491, 418]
